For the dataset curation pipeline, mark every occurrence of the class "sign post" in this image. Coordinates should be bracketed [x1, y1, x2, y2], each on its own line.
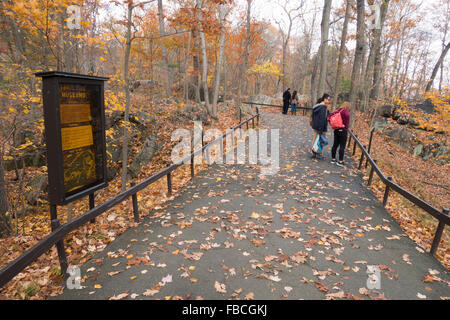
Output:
[36, 71, 109, 277]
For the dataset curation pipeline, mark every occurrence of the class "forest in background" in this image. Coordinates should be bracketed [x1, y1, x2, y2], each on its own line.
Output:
[0, 0, 449, 298]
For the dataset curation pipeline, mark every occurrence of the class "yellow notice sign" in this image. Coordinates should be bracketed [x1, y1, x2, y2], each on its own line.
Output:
[60, 104, 91, 124]
[61, 125, 94, 151]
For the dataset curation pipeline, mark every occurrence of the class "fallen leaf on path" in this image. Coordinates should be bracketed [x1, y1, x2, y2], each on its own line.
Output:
[109, 292, 129, 300]
[214, 281, 227, 293]
[161, 274, 173, 285]
[244, 292, 254, 300]
[143, 289, 159, 297]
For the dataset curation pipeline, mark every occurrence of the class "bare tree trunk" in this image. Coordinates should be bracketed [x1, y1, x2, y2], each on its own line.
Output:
[0, 154, 11, 238]
[332, 0, 351, 109]
[317, 0, 332, 99]
[282, 43, 288, 93]
[224, 53, 228, 104]
[398, 51, 412, 99]
[3, 0, 25, 63]
[192, 31, 201, 103]
[363, 0, 389, 105]
[370, 1, 390, 100]
[212, 5, 228, 117]
[184, 32, 191, 102]
[243, 0, 252, 97]
[392, 36, 406, 97]
[150, 39, 154, 84]
[58, 8, 65, 71]
[277, 1, 303, 95]
[121, 2, 133, 192]
[158, 0, 171, 97]
[425, 42, 450, 92]
[88, 0, 98, 73]
[349, 0, 365, 111]
[197, 0, 213, 118]
[310, 52, 320, 105]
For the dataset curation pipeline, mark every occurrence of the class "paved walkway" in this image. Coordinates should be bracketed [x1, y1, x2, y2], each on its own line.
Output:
[53, 113, 449, 300]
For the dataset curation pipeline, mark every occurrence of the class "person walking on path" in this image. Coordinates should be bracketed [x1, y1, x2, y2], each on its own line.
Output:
[291, 90, 298, 115]
[282, 88, 291, 114]
[329, 103, 350, 167]
[311, 93, 331, 159]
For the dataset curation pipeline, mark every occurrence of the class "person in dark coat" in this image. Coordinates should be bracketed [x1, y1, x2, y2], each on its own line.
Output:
[311, 93, 331, 159]
[329, 103, 350, 166]
[282, 88, 291, 114]
[291, 90, 298, 115]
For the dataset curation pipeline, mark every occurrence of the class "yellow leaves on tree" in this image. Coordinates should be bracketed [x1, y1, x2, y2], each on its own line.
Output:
[423, 87, 450, 133]
[247, 61, 282, 77]
[395, 87, 450, 134]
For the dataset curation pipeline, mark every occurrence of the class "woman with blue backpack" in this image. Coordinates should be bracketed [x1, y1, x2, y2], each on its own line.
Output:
[328, 103, 350, 167]
[310, 93, 331, 160]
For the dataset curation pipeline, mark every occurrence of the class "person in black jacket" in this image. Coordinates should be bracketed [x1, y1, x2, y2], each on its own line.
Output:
[311, 93, 331, 159]
[282, 88, 291, 114]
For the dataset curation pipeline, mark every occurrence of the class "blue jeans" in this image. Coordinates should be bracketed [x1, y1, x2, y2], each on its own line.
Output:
[291, 104, 297, 113]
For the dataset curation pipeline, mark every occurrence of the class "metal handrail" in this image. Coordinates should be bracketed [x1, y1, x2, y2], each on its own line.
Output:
[246, 101, 448, 257]
[0, 112, 260, 288]
[242, 101, 313, 111]
[347, 129, 449, 256]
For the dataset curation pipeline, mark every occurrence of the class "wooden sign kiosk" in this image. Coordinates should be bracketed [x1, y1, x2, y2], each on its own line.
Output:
[36, 71, 109, 277]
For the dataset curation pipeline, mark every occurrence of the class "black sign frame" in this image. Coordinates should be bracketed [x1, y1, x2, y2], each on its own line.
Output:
[36, 71, 109, 205]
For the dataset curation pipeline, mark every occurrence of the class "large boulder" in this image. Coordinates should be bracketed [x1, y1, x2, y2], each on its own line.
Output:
[239, 103, 255, 116]
[397, 115, 409, 125]
[128, 134, 159, 179]
[378, 105, 393, 118]
[392, 107, 401, 121]
[175, 104, 210, 125]
[250, 94, 272, 106]
[412, 99, 437, 114]
[422, 143, 449, 161]
[25, 174, 48, 205]
[372, 117, 389, 132]
[383, 126, 416, 150]
[413, 144, 424, 157]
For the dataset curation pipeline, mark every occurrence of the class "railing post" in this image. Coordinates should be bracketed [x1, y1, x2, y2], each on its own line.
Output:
[358, 145, 366, 170]
[201, 129, 204, 148]
[50, 205, 68, 280]
[383, 176, 392, 207]
[219, 136, 224, 161]
[239, 108, 242, 124]
[352, 135, 358, 155]
[430, 208, 448, 256]
[368, 160, 376, 186]
[257, 108, 260, 126]
[130, 182, 139, 223]
[347, 134, 352, 148]
[89, 193, 95, 223]
[191, 134, 195, 178]
[191, 154, 194, 178]
[167, 171, 172, 196]
[365, 128, 374, 168]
